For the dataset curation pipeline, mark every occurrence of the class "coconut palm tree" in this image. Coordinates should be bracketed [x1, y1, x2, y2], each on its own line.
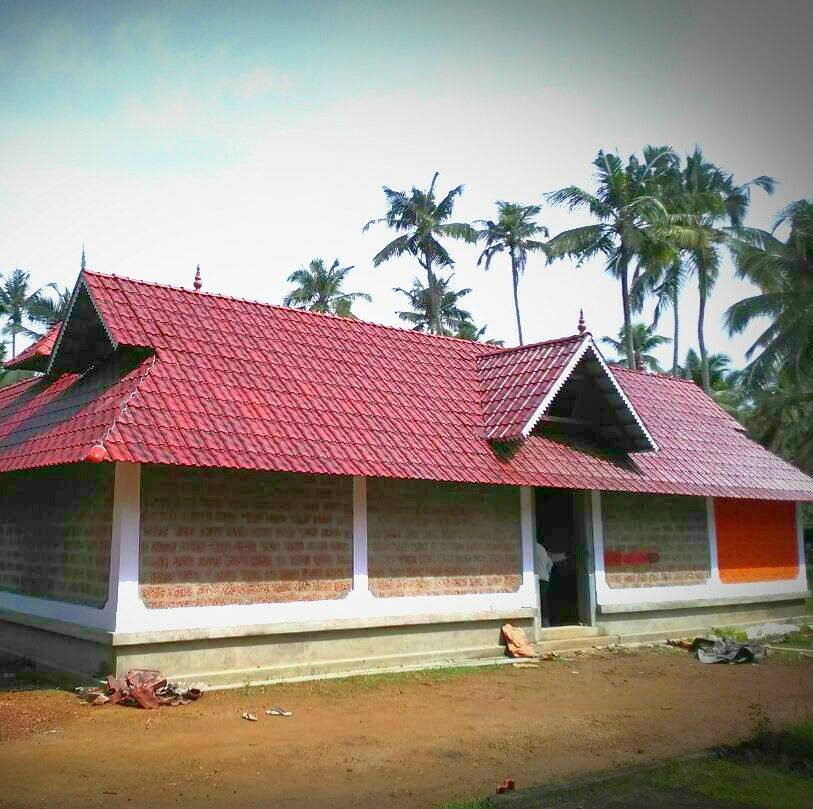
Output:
[0, 269, 56, 358]
[27, 285, 72, 328]
[395, 274, 474, 335]
[601, 322, 671, 372]
[680, 348, 733, 390]
[452, 320, 504, 346]
[641, 257, 688, 375]
[546, 147, 677, 368]
[476, 202, 548, 345]
[283, 258, 371, 317]
[724, 199, 813, 389]
[740, 373, 813, 476]
[651, 149, 774, 392]
[363, 172, 478, 334]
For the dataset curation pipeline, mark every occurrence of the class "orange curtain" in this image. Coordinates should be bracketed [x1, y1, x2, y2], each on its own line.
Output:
[714, 499, 799, 583]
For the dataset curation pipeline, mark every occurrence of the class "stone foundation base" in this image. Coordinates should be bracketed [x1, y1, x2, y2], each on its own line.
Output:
[596, 597, 809, 638]
[0, 610, 536, 687]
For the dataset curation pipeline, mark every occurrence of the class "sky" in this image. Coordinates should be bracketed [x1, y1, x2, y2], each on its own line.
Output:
[1, 0, 811, 367]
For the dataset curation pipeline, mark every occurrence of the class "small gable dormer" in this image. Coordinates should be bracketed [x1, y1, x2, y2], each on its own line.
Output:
[477, 334, 657, 454]
[47, 275, 117, 375]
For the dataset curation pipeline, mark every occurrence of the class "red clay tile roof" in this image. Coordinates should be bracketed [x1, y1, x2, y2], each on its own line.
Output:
[0, 269, 812, 501]
[477, 336, 585, 440]
[3, 322, 62, 371]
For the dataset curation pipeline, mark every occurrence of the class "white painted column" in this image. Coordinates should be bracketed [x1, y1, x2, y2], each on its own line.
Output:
[581, 490, 598, 626]
[797, 502, 808, 587]
[347, 475, 373, 601]
[107, 462, 146, 630]
[520, 486, 536, 590]
[520, 486, 541, 637]
[706, 497, 722, 584]
[590, 489, 605, 593]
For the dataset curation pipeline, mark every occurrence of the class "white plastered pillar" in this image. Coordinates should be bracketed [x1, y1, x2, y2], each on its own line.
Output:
[519, 485, 541, 637]
[345, 475, 374, 602]
[706, 497, 722, 585]
[106, 462, 146, 631]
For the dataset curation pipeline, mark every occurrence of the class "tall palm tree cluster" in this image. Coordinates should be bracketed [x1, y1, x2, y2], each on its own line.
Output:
[361, 174, 545, 344]
[290, 154, 781, 391]
[723, 200, 813, 476]
[546, 146, 776, 392]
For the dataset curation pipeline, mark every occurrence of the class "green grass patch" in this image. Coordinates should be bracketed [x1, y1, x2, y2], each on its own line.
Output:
[230, 662, 507, 700]
[710, 626, 749, 643]
[641, 758, 811, 808]
[539, 723, 813, 809]
[436, 724, 813, 808]
[434, 800, 490, 809]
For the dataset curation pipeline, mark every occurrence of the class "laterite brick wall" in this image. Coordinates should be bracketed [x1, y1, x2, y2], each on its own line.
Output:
[0, 465, 113, 607]
[367, 478, 522, 597]
[139, 466, 353, 608]
[602, 492, 710, 588]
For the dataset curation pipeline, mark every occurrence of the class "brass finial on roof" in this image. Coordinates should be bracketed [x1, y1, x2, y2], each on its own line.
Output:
[193, 264, 202, 292]
[577, 309, 586, 335]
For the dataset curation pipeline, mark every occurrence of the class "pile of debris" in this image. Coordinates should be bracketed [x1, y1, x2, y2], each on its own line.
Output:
[77, 670, 206, 709]
[668, 636, 767, 664]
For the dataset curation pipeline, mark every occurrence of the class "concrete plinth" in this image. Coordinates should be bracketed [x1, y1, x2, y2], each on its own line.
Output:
[0, 609, 536, 687]
[596, 597, 809, 637]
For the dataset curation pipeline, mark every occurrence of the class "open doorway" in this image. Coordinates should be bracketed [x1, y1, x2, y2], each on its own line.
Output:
[535, 488, 594, 627]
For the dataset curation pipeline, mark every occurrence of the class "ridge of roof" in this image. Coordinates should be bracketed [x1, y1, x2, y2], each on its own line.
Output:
[81, 270, 504, 353]
[612, 365, 706, 386]
[479, 333, 584, 359]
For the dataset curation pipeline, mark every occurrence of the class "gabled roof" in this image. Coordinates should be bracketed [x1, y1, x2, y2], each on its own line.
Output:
[477, 335, 584, 439]
[3, 322, 62, 372]
[476, 334, 657, 451]
[0, 269, 812, 501]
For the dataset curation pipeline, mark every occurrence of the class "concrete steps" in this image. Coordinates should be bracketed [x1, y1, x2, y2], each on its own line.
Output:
[535, 625, 609, 654]
[537, 625, 602, 641]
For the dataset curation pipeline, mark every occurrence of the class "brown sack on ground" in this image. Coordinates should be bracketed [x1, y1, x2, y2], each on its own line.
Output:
[502, 623, 537, 658]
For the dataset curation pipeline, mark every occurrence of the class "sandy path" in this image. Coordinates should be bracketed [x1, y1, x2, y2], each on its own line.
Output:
[1, 649, 811, 809]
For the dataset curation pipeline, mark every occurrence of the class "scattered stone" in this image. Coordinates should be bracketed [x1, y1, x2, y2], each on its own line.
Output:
[746, 623, 800, 642]
[242, 712, 258, 722]
[265, 706, 293, 717]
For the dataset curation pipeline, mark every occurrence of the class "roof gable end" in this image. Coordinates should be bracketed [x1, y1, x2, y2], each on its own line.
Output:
[47, 275, 119, 375]
[477, 334, 658, 452]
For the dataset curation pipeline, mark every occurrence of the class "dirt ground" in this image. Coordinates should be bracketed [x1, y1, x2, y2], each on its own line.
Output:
[0, 648, 811, 809]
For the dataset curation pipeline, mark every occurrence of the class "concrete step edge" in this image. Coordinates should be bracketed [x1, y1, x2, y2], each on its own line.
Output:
[537, 626, 604, 640]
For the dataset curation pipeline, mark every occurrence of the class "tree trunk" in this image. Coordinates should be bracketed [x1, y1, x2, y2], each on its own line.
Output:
[697, 272, 711, 394]
[619, 259, 635, 369]
[426, 263, 442, 335]
[11, 331, 15, 359]
[510, 247, 524, 346]
[671, 282, 680, 375]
